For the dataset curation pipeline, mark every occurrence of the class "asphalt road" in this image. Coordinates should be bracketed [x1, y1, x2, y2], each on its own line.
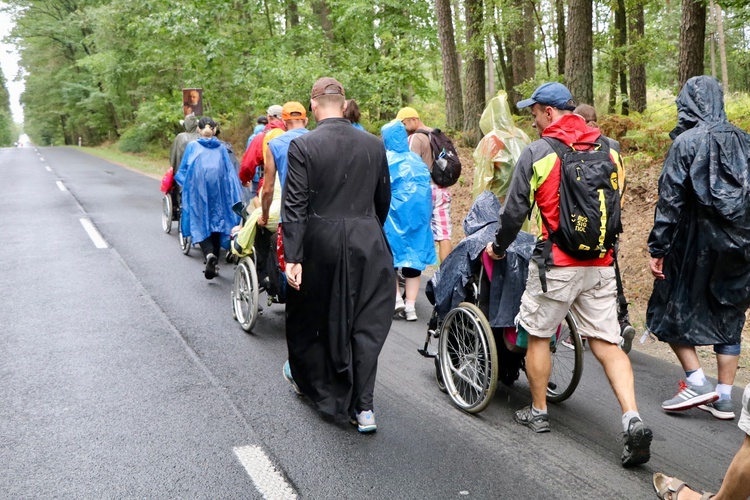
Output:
[0, 145, 745, 499]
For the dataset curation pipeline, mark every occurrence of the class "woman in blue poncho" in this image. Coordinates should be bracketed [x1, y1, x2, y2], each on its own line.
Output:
[382, 119, 437, 321]
[175, 117, 243, 279]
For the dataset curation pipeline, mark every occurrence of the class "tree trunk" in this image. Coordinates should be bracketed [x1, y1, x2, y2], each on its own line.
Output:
[487, 39, 496, 97]
[435, 0, 464, 130]
[287, 0, 299, 28]
[565, 0, 593, 104]
[616, 0, 628, 115]
[511, 0, 534, 105]
[312, 0, 334, 41]
[556, 0, 566, 78]
[714, 1, 729, 92]
[463, 0, 485, 146]
[524, 1, 536, 80]
[678, 0, 706, 89]
[709, 0, 717, 77]
[628, 0, 646, 112]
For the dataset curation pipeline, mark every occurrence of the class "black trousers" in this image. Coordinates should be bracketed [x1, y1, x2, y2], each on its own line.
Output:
[198, 233, 222, 258]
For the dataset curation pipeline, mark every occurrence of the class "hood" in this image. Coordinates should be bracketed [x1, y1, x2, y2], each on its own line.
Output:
[670, 76, 727, 139]
[266, 120, 286, 133]
[463, 190, 503, 236]
[479, 91, 518, 136]
[184, 114, 198, 133]
[542, 114, 600, 146]
[381, 119, 410, 153]
[197, 137, 222, 148]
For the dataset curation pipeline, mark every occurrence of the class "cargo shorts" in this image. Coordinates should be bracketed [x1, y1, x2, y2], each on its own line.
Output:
[517, 262, 621, 344]
[740, 383, 750, 436]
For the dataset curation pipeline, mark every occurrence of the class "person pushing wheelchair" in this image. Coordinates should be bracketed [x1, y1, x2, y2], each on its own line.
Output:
[485, 82, 652, 467]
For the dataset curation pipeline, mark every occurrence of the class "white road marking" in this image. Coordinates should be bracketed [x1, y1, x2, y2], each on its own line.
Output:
[79, 218, 108, 249]
[40, 157, 44, 161]
[233, 445, 297, 499]
[45, 166, 52, 172]
[56, 181, 66, 191]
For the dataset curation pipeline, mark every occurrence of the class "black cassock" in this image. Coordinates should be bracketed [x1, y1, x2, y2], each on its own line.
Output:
[282, 117, 396, 421]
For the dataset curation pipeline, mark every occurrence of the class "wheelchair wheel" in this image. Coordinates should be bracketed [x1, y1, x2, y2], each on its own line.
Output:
[232, 257, 259, 332]
[438, 302, 498, 413]
[178, 220, 191, 255]
[547, 312, 584, 403]
[162, 194, 173, 234]
[435, 357, 447, 393]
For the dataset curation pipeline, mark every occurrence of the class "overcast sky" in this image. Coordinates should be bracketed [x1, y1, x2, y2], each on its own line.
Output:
[1, 4, 24, 123]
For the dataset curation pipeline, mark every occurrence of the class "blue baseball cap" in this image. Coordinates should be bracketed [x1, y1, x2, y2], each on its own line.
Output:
[517, 82, 577, 111]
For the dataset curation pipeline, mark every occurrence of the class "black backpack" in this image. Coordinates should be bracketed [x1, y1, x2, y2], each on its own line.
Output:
[541, 136, 622, 261]
[415, 129, 462, 187]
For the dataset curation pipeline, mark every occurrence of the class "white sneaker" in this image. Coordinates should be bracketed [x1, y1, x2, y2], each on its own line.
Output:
[350, 410, 377, 433]
[404, 305, 417, 321]
[395, 295, 405, 315]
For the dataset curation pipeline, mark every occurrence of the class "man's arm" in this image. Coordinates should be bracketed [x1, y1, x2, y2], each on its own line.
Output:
[647, 141, 690, 259]
[259, 147, 276, 226]
[374, 149, 391, 225]
[281, 139, 309, 264]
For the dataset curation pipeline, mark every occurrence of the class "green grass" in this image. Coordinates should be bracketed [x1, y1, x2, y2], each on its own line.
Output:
[70, 144, 170, 179]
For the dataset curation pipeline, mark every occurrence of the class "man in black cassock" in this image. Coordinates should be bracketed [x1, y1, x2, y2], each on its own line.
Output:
[281, 77, 395, 433]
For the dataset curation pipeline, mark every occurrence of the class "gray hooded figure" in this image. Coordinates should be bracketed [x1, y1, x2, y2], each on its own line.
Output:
[647, 76, 750, 346]
[169, 113, 199, 174]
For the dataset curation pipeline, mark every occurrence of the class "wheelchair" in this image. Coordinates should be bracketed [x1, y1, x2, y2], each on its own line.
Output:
[420, 254, 584, 414]
[230, 211, 287, 332]
[161, 187, 180, 235]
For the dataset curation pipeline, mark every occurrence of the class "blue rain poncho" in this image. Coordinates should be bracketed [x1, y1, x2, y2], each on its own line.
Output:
[175, 137, 243, 247]
[381, 120, 437, 270]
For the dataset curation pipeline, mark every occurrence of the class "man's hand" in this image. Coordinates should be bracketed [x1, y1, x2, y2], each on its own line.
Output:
[258, 214, 268, 227]
[485, 242, 506, 261]
[650, 257, 665, 280]
[286, 263, 302, 290]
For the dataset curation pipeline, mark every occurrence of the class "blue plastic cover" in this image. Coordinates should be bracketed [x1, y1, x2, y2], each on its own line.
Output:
[381, 120, 437, 270]
[175, 137, 243, 247]
[428, 191, 535, 327]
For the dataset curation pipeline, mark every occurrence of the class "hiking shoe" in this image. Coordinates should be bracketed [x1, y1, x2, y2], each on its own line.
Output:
[395, 295, 405, 315]
[621, 417, 652, 467]
[698, 399, 736, 420]
[620, 324, 636, 354]
[204, 253, 218, 280]
[282, 360, 302, 395]
[404, 305, 417, 322]
[662, 380, 719, 411]
[350, 410, 377, 433]
[513, 405, 550, 433]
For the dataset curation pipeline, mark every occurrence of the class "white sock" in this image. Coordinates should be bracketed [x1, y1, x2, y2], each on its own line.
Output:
[622, 410, 641, 432]
[716, 383, 733, 400]
[405, 300, 415, 308]
[686, 368, 706, 386]
[531, 405, 547, 416]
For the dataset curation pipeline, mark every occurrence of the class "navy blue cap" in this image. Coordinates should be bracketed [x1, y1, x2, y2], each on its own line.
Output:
[517, 82, 576, 111]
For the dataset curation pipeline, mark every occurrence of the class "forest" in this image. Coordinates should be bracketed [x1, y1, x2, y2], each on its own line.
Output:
[2, 0, 750, 150]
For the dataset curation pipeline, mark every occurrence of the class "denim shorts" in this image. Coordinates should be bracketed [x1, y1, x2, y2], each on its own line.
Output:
[713, 344, 741, 356]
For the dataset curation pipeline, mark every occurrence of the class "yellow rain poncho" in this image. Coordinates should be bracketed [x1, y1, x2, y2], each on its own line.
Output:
[471, 91, 530, 201]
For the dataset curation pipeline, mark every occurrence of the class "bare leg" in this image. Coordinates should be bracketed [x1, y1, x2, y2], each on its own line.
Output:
[404, 276, 420, 303]
[717, 354, 740, 386]
[525, 335, 552, 411]
[588, 338, 638, 413]
[715, 434, 750, 500]
[670, 344, 701, 373]
[437, 239, 452, 263]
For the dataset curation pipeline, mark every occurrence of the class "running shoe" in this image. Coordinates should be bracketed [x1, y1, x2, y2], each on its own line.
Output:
[620, 324, 636, 354]
[404, 305, 417, 322]
[662, 380, 719, 411]
[350, 410, 377, 433]
[621, 417, 652, 467]
[282, 360, 302, 395]
[204, 253, 218, 280]
[697, 399, 736, 420]
[394, 295, 405, 315]
[513, 405, 550, 433]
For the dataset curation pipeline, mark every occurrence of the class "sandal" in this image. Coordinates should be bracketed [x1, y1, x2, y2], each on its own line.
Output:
[653, 473, 715, 499]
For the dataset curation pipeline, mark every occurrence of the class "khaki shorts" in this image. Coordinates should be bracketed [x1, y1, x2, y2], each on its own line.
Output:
[740, 383, 750, 436]
[517, 263, 620, 344]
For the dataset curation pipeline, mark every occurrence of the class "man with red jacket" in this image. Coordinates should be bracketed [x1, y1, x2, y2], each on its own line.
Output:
[239, 105, 286, 189]
[485, 82, 652, 467]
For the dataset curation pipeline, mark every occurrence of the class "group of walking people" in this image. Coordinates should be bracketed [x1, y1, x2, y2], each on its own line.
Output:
[168, 75, 750, 497]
